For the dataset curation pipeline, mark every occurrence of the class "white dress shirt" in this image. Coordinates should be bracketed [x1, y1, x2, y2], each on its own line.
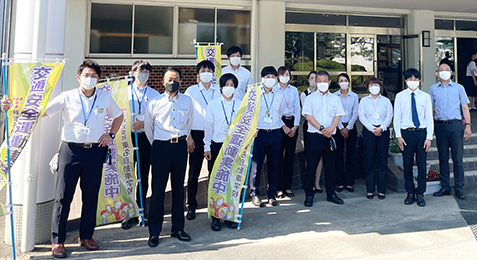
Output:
[128, 83, 160, 133]
[393, 88, 434, 140]
[45, 88, 123, 143]
[274, 84, 301, 126]
[358, 94, 393, 132]
[203, 96, 242, 152]
[334, 90, 359, 130]
[185, 82, 220, 131]
[222, 65, 253, 101]
[144, 92, 193, 143]
[466, 60, 477, 76]
[302, 91, 345, 135]
[257, 88, 285, 130]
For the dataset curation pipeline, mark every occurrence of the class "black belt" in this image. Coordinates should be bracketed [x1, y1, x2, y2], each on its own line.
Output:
[435, 119, 460, 124]
[66, 142, 101, 149]
[403, 127, 426, 132]
[259, 129, 280, 133]
[282, 115, 294, 120]
[162, 135, 187, 143]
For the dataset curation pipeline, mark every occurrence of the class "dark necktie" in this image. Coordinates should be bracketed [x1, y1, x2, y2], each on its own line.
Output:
[411, 92, 420, 128]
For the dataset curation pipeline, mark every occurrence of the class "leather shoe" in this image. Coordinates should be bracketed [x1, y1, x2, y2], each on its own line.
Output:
[285, 190, 295, 197]
[337, 186, 344, 192]
[346, 186, 355, 192]
[78, 238, 99, 251]
[314, 187, 323, 193]
[304, 196, 314, 207]
[378, 193, 385, 200]
[416, 194, 426, 207]
[186, 208, 196, 220]
[277, 191, 287, 198]
[268, 197, 279, 206]
[251, 195, 265, 207]
[121, 217, 138, 230]
[225, 220, 238, 229]
[148, 236, 159, 247]
[211, 217, 221, 231]
[433, 188, 451, 197]
[51, 243, 66, 258]
[366, 193, 374, 199]
[171, 230, 192, 241]
[327, 194, 344, 205]
[404, 193, 415, 205]
[455, 190, 465, 200]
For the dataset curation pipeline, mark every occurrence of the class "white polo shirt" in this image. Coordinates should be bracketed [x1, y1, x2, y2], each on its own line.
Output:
[302, 90, 345, 135]
[185, 82, 220, 131]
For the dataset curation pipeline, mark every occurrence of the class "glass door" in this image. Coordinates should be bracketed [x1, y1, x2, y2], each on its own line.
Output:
[349, 35, 376, 94]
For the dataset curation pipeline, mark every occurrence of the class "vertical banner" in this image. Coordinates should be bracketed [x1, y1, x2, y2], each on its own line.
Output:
[207, 83, 261, 223]
[195, 45, 222, 85]
[95, 80, 137, 225]
[0, 62, 64, 197]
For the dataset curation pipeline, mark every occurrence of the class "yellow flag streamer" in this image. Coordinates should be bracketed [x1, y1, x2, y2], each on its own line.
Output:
[195, 45, 222, 85]
[207, 83, 261, 223]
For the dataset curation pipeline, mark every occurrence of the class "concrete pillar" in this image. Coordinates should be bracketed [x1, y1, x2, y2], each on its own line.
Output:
[406, 10, 436, 92]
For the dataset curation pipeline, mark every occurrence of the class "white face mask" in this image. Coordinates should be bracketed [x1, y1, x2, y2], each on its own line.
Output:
[439, 71, 451, 81]
[81, 77, 97, 90]
[222, 86, 235, 98]
[339, 82, 349, 90]
[369, 85, 380, 95]
[136, 72, 149, 84]
[407, 80, 420, 90]
[200, 72, 213, 83]
[317, 82, 329, 93]
[263, 78, 276, 88]
[309, 80, 317, 88]
[230, 57, 241, 67]
[279, 76, 290, 84]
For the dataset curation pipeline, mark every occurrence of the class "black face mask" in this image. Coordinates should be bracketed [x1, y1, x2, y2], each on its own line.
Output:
[165, 81, 180, 93]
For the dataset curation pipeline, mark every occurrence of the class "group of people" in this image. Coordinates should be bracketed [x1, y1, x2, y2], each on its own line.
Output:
[3, 45, 474, 258]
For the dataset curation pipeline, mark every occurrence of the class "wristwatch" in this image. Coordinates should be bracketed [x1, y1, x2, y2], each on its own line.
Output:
[465, 123, 472, 127]
[319, 125, 325, 131]
[109, 133, 116, 139]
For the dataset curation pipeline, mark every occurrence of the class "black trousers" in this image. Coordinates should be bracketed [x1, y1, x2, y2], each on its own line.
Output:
[362, 128, 390, 194]
[186, 130, 205, 210]
[148, 139, 187, 236]
[435, 120, 465, 191]
[51, 142, 107, 244]
[131, 132, 151, 217]
[207, 141, 223, 174]
[278, 116, 298, 191]
[401, 129, 427, 194]
[335, 127, 357, 186]
[250, 129, 282, 198]
[304, 132, 337, 198]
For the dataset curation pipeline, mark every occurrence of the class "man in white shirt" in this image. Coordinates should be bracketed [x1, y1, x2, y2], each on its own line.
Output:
[394, 68, 433, 207]
[302, 70, 345, 207]
[222, 46, 253, 101]
[184, 60, 220, 220]
[144, 67, 193, 247]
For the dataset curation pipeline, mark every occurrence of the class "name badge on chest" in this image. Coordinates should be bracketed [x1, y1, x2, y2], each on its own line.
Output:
[75, 123, 91, 136]
[372, 113, 380, 119]
[264, 115, 273, 124]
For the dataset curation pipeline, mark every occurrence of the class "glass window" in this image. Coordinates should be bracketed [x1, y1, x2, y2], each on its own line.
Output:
[134, 6, 173, 54]
[435, 19, 453, 30]
[178, 8, 215, 54]
[285, 32, 314, 71]
[351, 36, 374, 72]
[286, 12, 346, 26]
[435, 37, 454, 73]
[90, 3, 132, 53]
[217, 10, 251, 55]
[349, 16, 403, 28]
[316, 33, 346, 71]
[456, 20, 477, 31]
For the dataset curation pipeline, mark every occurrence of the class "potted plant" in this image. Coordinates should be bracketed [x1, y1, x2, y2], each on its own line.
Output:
[388, 137, 403, 168]
[425, 169, 441, 195]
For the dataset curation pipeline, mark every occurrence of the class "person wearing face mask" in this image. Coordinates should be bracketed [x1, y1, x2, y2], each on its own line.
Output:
[429, 60, 472, 200]
[222, 46, 253, 101]
[144, 67, 193, 247]
[302, 70, 346, 207]
[464, 50, 477, 110]
[249, 66, 288, 207]
[38, 60, 123, 257]
[121, 60, 160, 230]
[203, 73, 241, 231]
[358, 77, 393, 200]
[334, 73, 359, 193]
[274, 66, 300, 198]
[394, 69, 433, 206]
[184, 60, 219, 220]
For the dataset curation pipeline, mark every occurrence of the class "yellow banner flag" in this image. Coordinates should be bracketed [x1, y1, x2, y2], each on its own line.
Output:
[95, 80, 137, 225]
[207, 83, 261, 223]
[196, 45, 222, 85]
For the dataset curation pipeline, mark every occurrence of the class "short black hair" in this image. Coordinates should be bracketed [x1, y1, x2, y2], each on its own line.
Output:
[277, 66, 291, 77]
[227, 46, 243, 57]
[337, 73, 350, 82]
[403, 68, 421, 80]
[219, 73, 238, 88]
[316, 70, 330, 80]
[439, 59, 453, 71]
[261, 66, 277, 77]
[196, 60, 215, 73]
[163, 66, 182, 80]
[132, 60, 152, 72]
[77, 59, 101, 77]
[307, 70, 317, 79]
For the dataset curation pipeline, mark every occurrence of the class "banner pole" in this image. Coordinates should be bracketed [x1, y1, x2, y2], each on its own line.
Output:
[2, 55, 16, 259]
[129, 72, 145, 227]
[237, 139, 255, 230]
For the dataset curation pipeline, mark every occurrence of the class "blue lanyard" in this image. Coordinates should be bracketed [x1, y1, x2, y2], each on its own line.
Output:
[263, 91, 274, 114]
[78, 89, 97, 126]
[134, 86, 147, 114]
[221, 100, 235, 126]
[200, 88, 214, 106]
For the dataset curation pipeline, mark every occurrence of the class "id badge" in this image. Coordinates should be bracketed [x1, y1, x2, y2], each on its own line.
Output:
[372, 113, 380, 119]
[75, 124, 91, 136]
[264, 115, 273, 124]
[136, 115, 145, 121]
